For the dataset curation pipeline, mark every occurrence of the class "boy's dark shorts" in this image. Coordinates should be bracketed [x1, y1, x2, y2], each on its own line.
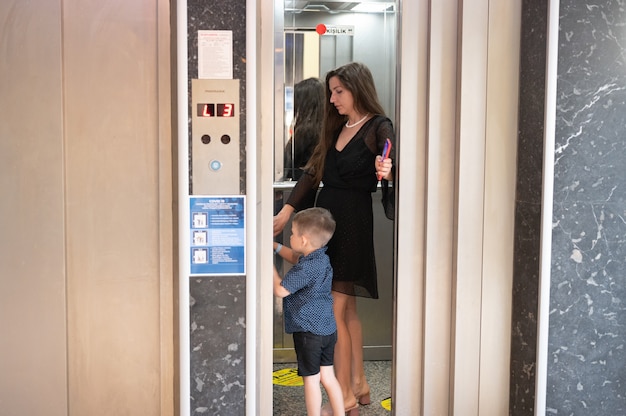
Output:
[292, 331, 337, 377]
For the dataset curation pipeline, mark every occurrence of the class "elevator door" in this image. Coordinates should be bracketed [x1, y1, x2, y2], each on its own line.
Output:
[273, 185, 393, 362]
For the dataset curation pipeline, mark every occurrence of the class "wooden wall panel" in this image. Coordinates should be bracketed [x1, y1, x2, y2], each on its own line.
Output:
[0, 0, 173, 415]
[396, 0, 520, 414]
[62, 0, 171, 414]
[0, 1, 68, 415]
[480, 1, 520, 414]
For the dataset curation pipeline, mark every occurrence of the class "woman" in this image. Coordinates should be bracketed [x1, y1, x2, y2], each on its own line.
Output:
[274, 62, 395, 414]
[284, 77, 325, 181]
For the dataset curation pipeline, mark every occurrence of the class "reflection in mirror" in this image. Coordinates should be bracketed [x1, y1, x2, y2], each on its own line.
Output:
[283, 77, 325, 181]
[276, 1, 397, 182]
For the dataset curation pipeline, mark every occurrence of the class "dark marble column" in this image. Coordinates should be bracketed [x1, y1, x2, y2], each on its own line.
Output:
[190, 277, 246, 414]
[547, 1, 626, 414]
[186, 1, 247, 414]
[510, 1, 548, 414]
[511, 1, 626, 415]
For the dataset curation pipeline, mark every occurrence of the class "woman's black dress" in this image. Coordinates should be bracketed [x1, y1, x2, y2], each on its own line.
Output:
[286, 115, 395, 299]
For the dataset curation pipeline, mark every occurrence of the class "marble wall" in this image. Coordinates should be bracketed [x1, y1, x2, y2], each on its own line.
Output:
[187, 0, 248, 414]
[190, 277, 246, 414]
[512, 1, 626, 415]
[547, 1, 625, 414]
[510, 0, 548, 413]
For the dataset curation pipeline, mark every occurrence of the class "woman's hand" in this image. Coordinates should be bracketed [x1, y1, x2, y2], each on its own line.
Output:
[375, 155, 393, 181]
[273, 205, 295, 236]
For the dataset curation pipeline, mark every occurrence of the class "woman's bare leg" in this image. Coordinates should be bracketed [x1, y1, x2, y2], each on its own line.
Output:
[332, 291, 358, 409]
[344, 296, 370, 401]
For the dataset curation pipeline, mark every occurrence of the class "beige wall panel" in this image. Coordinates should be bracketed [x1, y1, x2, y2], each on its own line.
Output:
[394, 0, 430, 413]
[479, 1, 520, 414]
[62, 1, 165, 414]
[422, 0, 458, 413]
[156, 0, 175, 413]
[452, 0, 489, 413]
[258, 1, 276, 414]
[0, 1, 68, 415]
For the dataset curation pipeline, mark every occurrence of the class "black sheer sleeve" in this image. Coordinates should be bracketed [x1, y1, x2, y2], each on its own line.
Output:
[381, 170, 395, 220]
[366, 116, 396, 220]
[362, 116, 395, 159]
[285, 170, 318, 211]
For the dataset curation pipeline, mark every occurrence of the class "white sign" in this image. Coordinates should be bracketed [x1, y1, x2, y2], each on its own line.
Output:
[324, 25, 354, 36]
[198, 30, 233, 79]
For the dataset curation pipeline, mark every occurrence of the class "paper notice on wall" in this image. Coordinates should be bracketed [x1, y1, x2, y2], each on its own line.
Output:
[198, 30, 233, 79]
[189, 196, 245, 276]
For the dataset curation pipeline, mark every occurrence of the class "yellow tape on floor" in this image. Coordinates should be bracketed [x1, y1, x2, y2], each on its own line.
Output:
[381, 397, 392, 411]
[272, 368, 304, 386]
[273, 368, 392, 412]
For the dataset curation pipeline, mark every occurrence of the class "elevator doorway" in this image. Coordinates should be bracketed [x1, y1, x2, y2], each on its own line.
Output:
[272, 0, 398, 363]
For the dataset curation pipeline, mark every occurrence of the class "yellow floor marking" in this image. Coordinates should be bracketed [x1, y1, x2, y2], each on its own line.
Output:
[272, 368, 304, 386]
[381, 397, 392, 411]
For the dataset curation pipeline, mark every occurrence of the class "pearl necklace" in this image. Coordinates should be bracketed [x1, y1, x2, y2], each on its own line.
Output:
[345, 114, 369, 128]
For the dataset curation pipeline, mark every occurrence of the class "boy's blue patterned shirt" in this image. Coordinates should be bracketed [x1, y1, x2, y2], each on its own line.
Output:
[281, 246, 336, 335]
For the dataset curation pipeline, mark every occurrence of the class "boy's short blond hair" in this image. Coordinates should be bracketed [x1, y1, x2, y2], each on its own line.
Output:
[292, 207, 336, 248]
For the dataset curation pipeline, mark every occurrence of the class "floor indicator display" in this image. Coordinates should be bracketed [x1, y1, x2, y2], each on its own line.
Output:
[191, 78, 240, 195]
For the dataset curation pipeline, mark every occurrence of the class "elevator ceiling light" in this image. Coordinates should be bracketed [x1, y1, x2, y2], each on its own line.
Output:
[350, 2, 395, 13]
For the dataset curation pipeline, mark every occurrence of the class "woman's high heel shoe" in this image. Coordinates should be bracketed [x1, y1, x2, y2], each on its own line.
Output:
[345, 403, 359, 415]
[321, 402, 359, 416]
[357, 392, 370, 406]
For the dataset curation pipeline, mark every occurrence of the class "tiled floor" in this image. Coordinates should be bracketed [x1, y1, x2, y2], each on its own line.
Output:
[273, 361, 392, 415]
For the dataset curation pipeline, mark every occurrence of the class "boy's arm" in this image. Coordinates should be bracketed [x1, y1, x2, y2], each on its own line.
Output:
[273, 265, 291, 298]
[273, 242, 301, 264]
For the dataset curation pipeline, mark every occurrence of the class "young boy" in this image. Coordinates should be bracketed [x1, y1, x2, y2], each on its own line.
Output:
[273, 207, 345, 416]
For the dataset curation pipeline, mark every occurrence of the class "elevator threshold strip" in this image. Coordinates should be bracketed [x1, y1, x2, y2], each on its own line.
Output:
[273, 368, 392, 411]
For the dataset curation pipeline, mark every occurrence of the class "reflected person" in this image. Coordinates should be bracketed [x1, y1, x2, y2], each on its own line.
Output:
[284, 77, 325, 181]
[274, 62, 395, 413]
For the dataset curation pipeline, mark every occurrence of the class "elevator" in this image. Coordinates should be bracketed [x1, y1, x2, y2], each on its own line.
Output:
[272, 0, 398, 362]
[175, 0, 522, 414]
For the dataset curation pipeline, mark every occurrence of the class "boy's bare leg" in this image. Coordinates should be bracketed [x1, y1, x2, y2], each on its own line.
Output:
[303, 373, 322, 416]
[320, 365, 344, 415]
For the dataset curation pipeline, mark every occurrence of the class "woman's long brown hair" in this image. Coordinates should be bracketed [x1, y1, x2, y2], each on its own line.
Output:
[304, 62, 386, 185]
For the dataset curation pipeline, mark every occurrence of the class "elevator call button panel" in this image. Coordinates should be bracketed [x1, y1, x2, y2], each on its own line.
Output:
[191, 78, 240, 195]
